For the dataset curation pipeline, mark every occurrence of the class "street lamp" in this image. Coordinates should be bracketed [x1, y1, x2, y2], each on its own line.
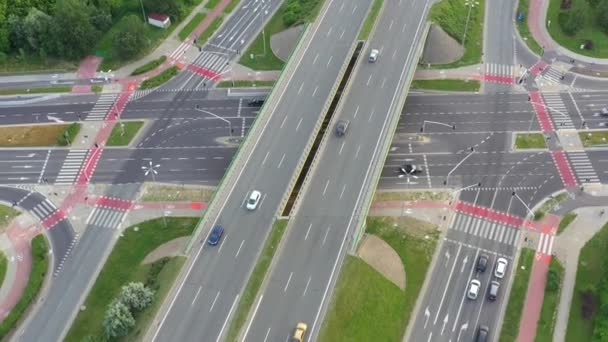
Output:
[512, 191, 534, 219]
[420, 120, 456, 132]
[142, 161, 167, 227]
[445, 148, 476, 187]
[463, 0, 480, 45]
[195, 105, 234, 137]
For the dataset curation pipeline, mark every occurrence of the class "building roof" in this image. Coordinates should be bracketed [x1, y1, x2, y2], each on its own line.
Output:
[148, 13, 169, 21]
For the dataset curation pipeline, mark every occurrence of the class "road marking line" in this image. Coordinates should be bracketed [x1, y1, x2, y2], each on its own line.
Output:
[262, 151, 269, 166]
[339, 184, 346, 199]
[322, 179, 330, 196]
[339, 141, 345, 155]
[303, 276, 312, 296]
[284, 272, 293, 292]
[235, 239, 245, 259]
[296, 117, 303, 132]
[216, 295, 239, 342]
[209, 291, 221, 312]
[435, 243, 462, 324]
[277, 153, 285, 168]
[322, 226, 331, 245]
[312, 86, 318, 97]
[242, 295, 264, 341]
[304, 223, 313, 240]
[192, 286, 203, 306]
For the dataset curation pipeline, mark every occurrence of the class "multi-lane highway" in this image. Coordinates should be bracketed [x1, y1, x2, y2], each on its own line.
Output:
[150, 0, 372, 341]
[242, 0, 432, 340]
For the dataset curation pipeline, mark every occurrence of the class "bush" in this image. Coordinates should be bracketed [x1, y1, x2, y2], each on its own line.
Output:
[547, 268, 561, 292]
[112, 15, 148, 60]
[145, 257, 170, 291]
[131, 55, 167, 76]
[139, 66, 179, 89]
[118, 282, 155, 312]
[103, 299, 135, 339]
[57, 122, 80, 146]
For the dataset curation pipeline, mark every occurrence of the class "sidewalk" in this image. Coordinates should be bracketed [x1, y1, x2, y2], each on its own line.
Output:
[413, 64, 483, 80]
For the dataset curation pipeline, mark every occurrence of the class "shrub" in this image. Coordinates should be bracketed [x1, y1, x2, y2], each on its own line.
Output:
[118, 282, 155, 312]
[103, 299, 135, 339]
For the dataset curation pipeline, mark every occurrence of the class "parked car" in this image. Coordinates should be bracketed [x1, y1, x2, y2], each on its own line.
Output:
[488, 281, 500, 301]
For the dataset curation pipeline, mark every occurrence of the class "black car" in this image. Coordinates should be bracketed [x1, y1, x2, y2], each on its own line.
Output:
[399, 164, 423, 175]
[335, 120, 349, 136]
[476, 325, 489, 342]
[248, 98, 265, 106]
[207, 224, 224, 246]
[476, 254, 488, 272]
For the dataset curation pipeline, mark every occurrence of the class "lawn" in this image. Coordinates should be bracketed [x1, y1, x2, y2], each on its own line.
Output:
[580, 130, 608, 147]
[179, 13, 206, 41]
[0, 204, 21, 228]
[534, 193, 567, 221]
[224, 0, 241, 13]
[499, 248, 535, 342]
[358, 0, 384, 40]
[131, 56, 167, 76]
[65, 217, 198, 342]
[140, 66, 179, 89]
[0, 123, 80, 147]
[0, 235, 48, 339]
[373, 190, 451, 202]
[535, 257, 564, 342]
[565, 222, 608, 341]
[106, 121, 145, 146]
[546, 0, 608, 58]
[92, 85, 103, 93]
[516, 0, 544, 55]
[411, 79, 481, 92]
[320, 216, 439, 341]
[57, 122, 81, 146]
[205, 0, 222, 9]
[0, 86, 72, 96]
[0, 54, 78, 74]
[216, 80, 276, 88]
[198, 17, 225, 45]
[226, 220, 288, 341]
[0, 252, 7, 290]
[515, 133, 547, 149]
[320, 257, 406, 342]
[140, 185, 215, 202]
[557, 212, 577, 235]
[428, 0, 485, 68]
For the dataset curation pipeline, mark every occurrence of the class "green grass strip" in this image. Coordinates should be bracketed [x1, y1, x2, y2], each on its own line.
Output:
[0, 235, 48, 339]
[198, 16, 224, 46]
[358, 0, 383, 40]
[140, 66, 179, 90]
[0, 86, 72, 96]
[534, 193, 567, 221]
[65, 217, 198, 341]
[411, 79, 480, 92]
[216, 80, 276, 88]
[0, 204, 20, 228]
[515, 133, 547, 149]
[106, 121, 145, 146]
[557, 212, 577, 235]
[516, 0, 543, 55]
[238, 3, 288, 71]
[535, 257, 564, 342]
[131, 56, 168, 76]
[580, 131, 608, 147]
[226, 219, 288, 342]
[499, 248, 535, 342]
[204, 0, 222, 9]
[57, 122, 81, 146]
[92, 85, 103, 93]
[179, 13, 206, 41]
[224, 0, 241, 13]
[0, 252, 7, 290]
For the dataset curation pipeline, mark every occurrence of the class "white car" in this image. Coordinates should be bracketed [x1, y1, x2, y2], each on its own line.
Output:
[246, 190, 261, 210]
[467, 279, 481, 300]
[369, 49, 379, 62]
[494, 258, 508, 279]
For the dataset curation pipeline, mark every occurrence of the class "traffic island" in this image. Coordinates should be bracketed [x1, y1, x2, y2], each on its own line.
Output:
[411, 79, 481, 92]
[106, 121, 145, 146]
[513, 132, 547, 150]
[580, 130, 608, 147]
[0, 123, 81, 147]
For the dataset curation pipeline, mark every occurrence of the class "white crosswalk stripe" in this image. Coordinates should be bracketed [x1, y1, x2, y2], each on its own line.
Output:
[30, 199, 57, 220]
[169, 41, 191, 60]
[85, 207, 128, 229]
[55, 149, 89, 185]
[539, 66, 564, 85]
[537, 233, 554, 255]
[567, 151, 600, 184]
[85, 93, 117, 121]
[129, 89, 155, 102]
[542, 92, 574, 129]
[451, 214, 521, 246]
[485, 63, 514, 77]
[191, 50, 229, 75]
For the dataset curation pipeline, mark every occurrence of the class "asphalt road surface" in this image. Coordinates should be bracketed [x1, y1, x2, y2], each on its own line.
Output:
[242, 0, 433, 340]
[151, 1, 371, 341]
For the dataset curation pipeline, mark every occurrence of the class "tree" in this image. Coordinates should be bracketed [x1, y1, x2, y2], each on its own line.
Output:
[558, 5, 587, 35]
[598, 0, 608, 33]
[23, 8, 52, 52]
[546, 268, 561, 292]
[49, 0, 99, 59]
[283, 1, 302, 26]
[118, 282, 155, 312]
[103, 299, 135, 339]
[112, 15, 148, 60]
[8, 15, 27, 51]
[91, 11, 113, 33]
[0, 0, 9, 53]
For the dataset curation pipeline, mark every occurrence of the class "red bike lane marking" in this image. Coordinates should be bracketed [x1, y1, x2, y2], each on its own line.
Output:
[455, 201, 524, 227]
[483, 74, 515, 85]
[529, 91, 554, 132]
[187, 64, 222, 80]
[95, 196, 134, 211]
[529, 60, 548, 76]
[551, 151, 577, 187]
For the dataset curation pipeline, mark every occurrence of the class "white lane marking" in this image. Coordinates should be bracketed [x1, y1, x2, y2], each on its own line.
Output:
[235, 239, 245, 259]
[312, 86, 318, 97]
[339, 29, 345, 40]
[366, 74, 372, 86]
[263, 328, 271, 342]
[355, 145, 361, 159]
[327, 55, 333, 68]
[243, 295, 264, 340]
[284, 272, 293, 292]
[322, 179, 330, 196]
[262, 151, 270, 166]
[296, 117, 303, 132]
[353, 105, 359, 119]
[277, 153, 285, 168]
[304, 223, 313, 240]
[313, 53, 319, 65]
[192, 286, 202, 306]
[303, 276, 312, 296]
[322, 226, 331, 245]
[280, 115, 288, 128]
[381, 78, 386, 88]
[339, 184, 346, 199]
[326, 27, 333, 37]
[209, 291, 221, 312]
[452, 248, 481, 332]
[339, 141, 345, 154]
[389, 19, 394, 30]
[369, 109, 376, 122]
[215, 295, 239, 342]
[434, 243, 463, 324]
[298, 83, 304, 94]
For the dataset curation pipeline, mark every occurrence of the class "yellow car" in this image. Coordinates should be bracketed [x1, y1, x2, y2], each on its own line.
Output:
[290, 322, 308, 342]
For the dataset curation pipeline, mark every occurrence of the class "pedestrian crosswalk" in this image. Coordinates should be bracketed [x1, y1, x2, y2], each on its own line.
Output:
[541, 92, 574, 129]
[85, 93, 117, 121]
[450, 213, 521, 247]
[538, 66, 564, 86]
[485, 63, 514, 77]
[567, 151, 600, 184]
[169, 41, 191, 61]
[129, 89, 155, 102]
[191, 50, 229, 77]
[30, 199, 57, 221]
[86, 207, 128, 229]
[537, 233, 554, 255]
[55, 149, 89, 185]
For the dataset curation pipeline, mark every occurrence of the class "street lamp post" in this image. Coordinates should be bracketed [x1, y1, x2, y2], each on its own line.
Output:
[195, 105, 233, 137]
[512, 191, 535, 219]
[142, 161, 167, 227]
[420, 120, 456, 132]
[463, 0, 480, 45]
[445, 148, 476, 187]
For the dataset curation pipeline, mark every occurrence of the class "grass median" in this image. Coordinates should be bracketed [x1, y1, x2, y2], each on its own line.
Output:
[557, 212, 577, 235]
[320, 216, 439, 341]
[140, 66, 179, 90]
[515, 133, 547, 149]
[0, 252, 7, 290]
[516, 0, 543, 55]
[0, 235, 48, 339]
[198, 16, 224, 45]
[224, 0, 241, 13]
[131, 56, 167, 76]
[428, 0, 485, 68]
[0, 123, 80, 147]
[216, 80, 276, 88]
[499, 248, 535, 342]
[179, 13, 206, 41]
[580, 130, 608, 147]
[0, 86, 72, 96]
[535, 258, 564, 342]
[65, 217, 198, 341]
[226, 219, 288, 341]
[411, 79, 481, 92]
[106, 121, 145, 146]
[358, 0, 383, 40]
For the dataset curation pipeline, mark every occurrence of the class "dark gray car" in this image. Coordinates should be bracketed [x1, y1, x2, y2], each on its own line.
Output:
[335, 120, 349, 136]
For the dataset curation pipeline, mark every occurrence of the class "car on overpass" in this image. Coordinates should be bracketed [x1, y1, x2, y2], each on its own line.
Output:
[246, 190, 261, 210]
[207, 224, 224, 246]
[368, 48, 379, 62]
[335, 120, 350, 136]
[290, 322, 307, 342]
